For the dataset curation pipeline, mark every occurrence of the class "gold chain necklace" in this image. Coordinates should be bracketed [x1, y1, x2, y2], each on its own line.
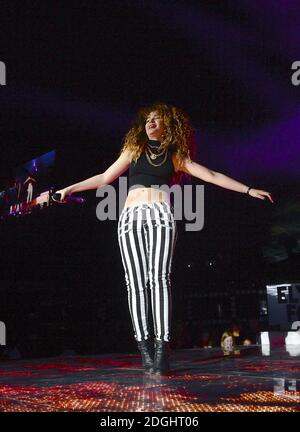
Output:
[147, 146, 165, 159]
[145, 146, 168, 167]
[148, 142, 162, 149]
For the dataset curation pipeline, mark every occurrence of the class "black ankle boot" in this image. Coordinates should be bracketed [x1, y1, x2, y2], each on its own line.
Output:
[153, 339, 170, 375]
[137, 339, 154, 374]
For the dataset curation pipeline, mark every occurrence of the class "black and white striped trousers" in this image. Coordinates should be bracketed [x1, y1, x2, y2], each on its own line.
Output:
[118, 201, 178, 342]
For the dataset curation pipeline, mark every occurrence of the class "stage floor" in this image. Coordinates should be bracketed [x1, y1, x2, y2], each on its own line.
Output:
[0, 346, 299, 412]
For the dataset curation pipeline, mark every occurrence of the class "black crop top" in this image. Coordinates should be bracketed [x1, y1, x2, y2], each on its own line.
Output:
[128, 140, 176, 191]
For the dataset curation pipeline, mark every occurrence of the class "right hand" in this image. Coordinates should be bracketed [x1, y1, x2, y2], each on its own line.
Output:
[52, 187, 72, 203]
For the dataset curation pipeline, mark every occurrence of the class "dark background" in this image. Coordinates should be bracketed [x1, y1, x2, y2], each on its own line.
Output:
[0, 1, 300, 358]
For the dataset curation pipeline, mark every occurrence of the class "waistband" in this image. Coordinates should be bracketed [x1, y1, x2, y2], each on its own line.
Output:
[121, 201, 173, 214]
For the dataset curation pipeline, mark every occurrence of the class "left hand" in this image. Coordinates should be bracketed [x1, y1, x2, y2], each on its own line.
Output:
[249, 188, 274, 203]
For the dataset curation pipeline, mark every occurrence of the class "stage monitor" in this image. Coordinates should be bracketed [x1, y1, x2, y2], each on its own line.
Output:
[266, 283, 300, 331]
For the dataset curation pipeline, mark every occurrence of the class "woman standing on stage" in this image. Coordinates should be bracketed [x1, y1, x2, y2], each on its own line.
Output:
[54, 102, 273, 375]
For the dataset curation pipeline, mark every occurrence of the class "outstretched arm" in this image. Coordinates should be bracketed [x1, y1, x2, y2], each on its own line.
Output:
[180, 158, 274, 203]
[53, 149, 132, 201]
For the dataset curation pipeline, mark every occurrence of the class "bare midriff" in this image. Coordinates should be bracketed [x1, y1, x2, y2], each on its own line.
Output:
[124, 187, 170, 209]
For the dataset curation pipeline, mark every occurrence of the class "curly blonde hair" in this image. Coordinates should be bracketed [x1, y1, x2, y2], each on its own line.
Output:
[119, 102, 197, 185]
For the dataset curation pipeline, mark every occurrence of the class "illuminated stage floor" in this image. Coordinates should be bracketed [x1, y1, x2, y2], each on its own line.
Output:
[0, 346, 299, 412]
